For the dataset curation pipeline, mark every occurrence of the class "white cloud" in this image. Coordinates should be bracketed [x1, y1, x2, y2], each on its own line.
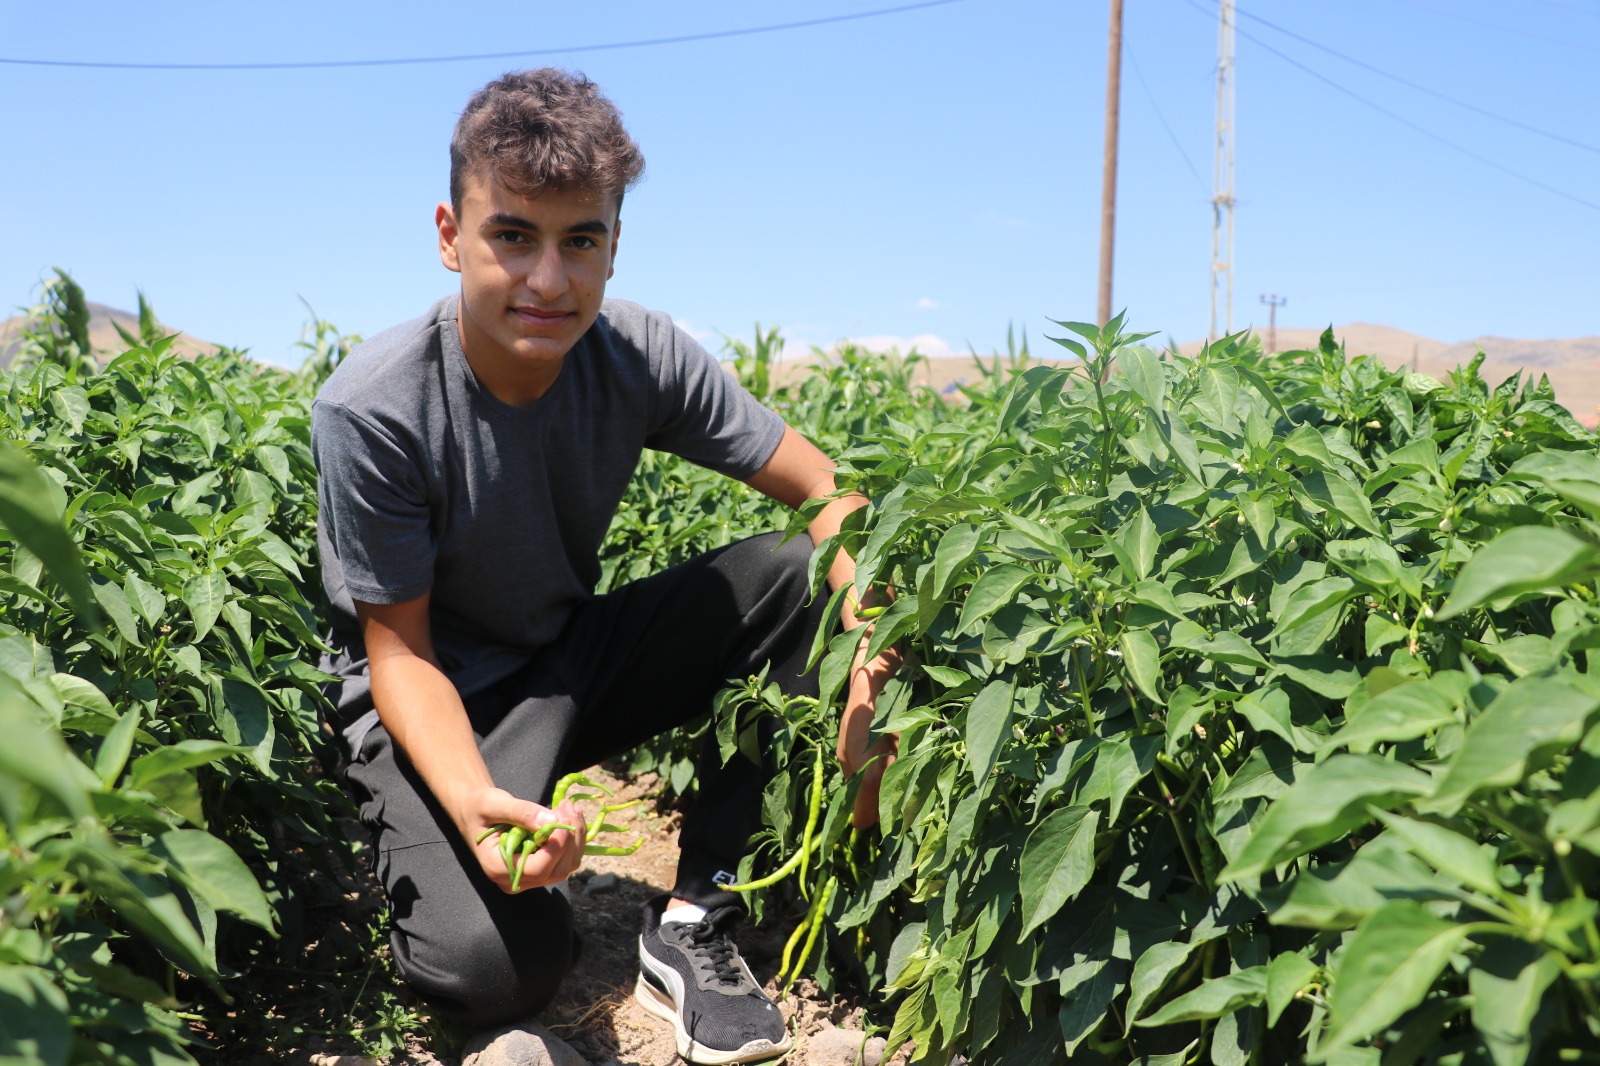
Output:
[847, 333, 956, 357]
[977, 210, 1030, 230]
[915, 296, 939, 310]
[673, 318, 713, 343]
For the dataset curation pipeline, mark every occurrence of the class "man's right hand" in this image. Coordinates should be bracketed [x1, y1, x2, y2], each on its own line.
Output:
[454, 785, 588, 893]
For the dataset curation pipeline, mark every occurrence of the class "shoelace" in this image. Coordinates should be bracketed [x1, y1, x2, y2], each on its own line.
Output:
[686, 916, 745, 987]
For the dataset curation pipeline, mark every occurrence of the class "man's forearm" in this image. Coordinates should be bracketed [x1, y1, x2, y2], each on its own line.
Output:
[369, 652, 494, 837]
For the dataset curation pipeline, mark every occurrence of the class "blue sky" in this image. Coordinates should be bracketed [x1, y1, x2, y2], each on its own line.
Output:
[3, 0, 1597, 368]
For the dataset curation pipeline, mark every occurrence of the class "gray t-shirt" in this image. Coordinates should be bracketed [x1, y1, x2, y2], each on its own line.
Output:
[312, 295, 785, 737]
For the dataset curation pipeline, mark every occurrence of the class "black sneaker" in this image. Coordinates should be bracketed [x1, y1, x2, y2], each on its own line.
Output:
[635, 896, 791, 1064]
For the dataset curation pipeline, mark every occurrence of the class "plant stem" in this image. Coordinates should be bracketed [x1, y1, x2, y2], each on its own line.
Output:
[1466, 801, 1546, 856]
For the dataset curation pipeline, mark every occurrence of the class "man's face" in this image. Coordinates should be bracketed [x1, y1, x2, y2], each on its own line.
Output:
[437, 171, 620, 396]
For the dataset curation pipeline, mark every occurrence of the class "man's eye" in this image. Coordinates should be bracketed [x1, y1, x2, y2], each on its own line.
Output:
[495, 230, 527, 244]
[569, 236, 598, 250]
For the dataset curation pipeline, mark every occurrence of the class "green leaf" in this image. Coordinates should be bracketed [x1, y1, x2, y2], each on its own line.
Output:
[1294, 471, 1382, 536]
[67, 842, 217, 981]
[1220, 755, 1433, 882]
[965, 678, 1015, 787]
[1119, 346, 1168, 413]
[1120, 628, 1163, 703]
[1136, 966, 1267, 1027]
[150, 829, 276, 932]
[1265, 952, 1318, 1028]
[123, 572, 165, 628]
[48, 385, 91, 433]
[253, 443, 291, 489]
[1262, 835, 1448, 930]
[1113, 506, 1159, 581]
[1468, 939, 1561, 1066]
[1270, 576, 1357, 641]
[958, 563, 1033, 632]
[1235, 689, 1301, 750]
[1422, 676, 1600, 816]
[1018, 805, 1101, 937]
[182, 570, 229, 642]
[1001, 512, 1073, 562]
[1371, 812, 1500, 898]
[52, 673, 115, 719]
[0, 442, 95, 622]
[94, 707, 141, 788]
[1125, 941, 1195, 1031]
[1437, 526, 1600, 619]
[1319, 901, 1470, 1056]
[1281, 424, 1338, 471]
[1057, 956, 1126, 1056]
[1323, 679, 1458, 753]
[1272, 653, 1360, 700]
[932, 523, 982, 604]
[1169, 624, 1268, 670]
[1325, 538, 1407, 594]
[0, 696, 94, 824]
[128, 739, 245, 790]
[0, 962, 72, 1066]
[92, 580, 144, 646]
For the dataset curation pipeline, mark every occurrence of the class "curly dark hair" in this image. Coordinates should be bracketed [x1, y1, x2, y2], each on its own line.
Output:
[449, 68, 645, 213]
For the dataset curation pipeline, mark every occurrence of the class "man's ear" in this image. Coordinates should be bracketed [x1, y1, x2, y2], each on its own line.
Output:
[608, 215, 621, 280]
[437, 201, 462, 273]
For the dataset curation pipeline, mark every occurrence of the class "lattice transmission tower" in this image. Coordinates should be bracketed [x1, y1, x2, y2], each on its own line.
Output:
[1209, 0, 1236, 342]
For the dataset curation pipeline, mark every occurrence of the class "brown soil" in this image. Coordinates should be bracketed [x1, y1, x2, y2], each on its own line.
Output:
[195, 764, 886, 1066]
[545, 766, 879, 1066]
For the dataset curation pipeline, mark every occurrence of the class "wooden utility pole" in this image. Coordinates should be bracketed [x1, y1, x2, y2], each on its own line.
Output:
[1098, 0, 1124, 327]
[1260, 293, 1285, 353]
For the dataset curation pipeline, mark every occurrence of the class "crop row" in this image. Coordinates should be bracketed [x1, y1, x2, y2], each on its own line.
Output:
[2, 276, 1598, 1064]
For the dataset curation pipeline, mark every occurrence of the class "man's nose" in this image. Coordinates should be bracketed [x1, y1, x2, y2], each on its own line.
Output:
[525, 245, 569, 300]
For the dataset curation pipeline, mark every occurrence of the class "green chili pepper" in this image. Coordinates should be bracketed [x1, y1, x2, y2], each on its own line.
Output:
[778, 906, 812, 984]
[478, 772, 645, 888]
[798, 744, 825, 898]
[721, 746, 826, 894]
[784, 876, 836, 988]
[718, 840, 812, 893]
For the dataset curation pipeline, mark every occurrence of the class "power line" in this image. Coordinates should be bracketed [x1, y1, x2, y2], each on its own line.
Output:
[0, 0, 967, 71]
[1232, 1, 1600, 156]
[1388, 0, 1600, 55]
[1127, 42, 1209, 195]
[1176, 0, 1600, 214]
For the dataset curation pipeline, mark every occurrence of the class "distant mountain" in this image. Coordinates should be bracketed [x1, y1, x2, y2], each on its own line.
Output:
[786, 324, 1597, 428]
[1242, 324, 1599, 429]
[0, 301, 219, 370]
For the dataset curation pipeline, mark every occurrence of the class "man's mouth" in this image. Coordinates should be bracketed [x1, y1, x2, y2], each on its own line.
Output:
[511, 307, 573, 326]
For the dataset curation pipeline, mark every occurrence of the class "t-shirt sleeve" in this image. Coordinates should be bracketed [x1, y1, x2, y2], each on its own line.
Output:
[312, 399, 435, 605]
[644, 316, 786, 478]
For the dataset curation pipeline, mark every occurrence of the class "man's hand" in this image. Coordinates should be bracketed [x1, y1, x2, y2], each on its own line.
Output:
[741, 426, 906, 827]
[454, 785, 588, 893]
[837, 644, 902, 828]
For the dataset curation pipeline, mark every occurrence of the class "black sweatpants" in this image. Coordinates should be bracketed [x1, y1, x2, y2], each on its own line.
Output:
[342, 532, 825, 1028]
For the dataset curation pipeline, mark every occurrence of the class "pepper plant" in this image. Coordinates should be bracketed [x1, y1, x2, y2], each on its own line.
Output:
[726, 317, 1600, 1064]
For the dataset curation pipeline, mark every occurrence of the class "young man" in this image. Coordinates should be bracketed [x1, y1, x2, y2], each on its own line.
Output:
[312, 69, 897, 1063]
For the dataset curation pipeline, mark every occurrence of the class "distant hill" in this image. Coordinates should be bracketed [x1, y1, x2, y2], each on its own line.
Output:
[811, 324, 1596, 429]
[1234, 324, 1600, 430]
[0, 301, 219, 370]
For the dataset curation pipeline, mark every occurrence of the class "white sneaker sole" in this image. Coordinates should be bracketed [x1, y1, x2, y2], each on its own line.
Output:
[633, 972, 792, 1065]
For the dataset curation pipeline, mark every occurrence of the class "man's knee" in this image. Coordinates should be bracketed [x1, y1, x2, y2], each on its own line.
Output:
[741, 531, 814, 599]
[391, 889, 576, 1028]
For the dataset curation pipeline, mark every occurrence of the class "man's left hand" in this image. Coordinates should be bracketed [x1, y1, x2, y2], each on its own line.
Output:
[837, 643, 902, 828]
